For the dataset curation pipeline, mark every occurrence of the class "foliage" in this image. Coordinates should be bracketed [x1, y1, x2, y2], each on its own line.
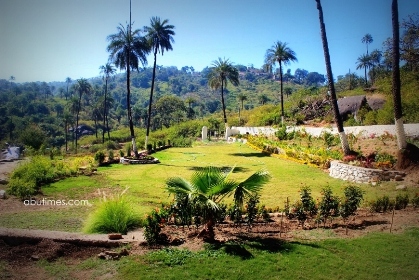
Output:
[94, 151, 105, 164]
[144, 208, 164, 245]
[299, 186, 317, 217]
[412, 193, 419, 208]
[340, 185, 363, 221]
[245, 195, 259, 227]
[83, 193, 140, 234]
[318, 186, 340, 226]
[395, 193, 409, 210]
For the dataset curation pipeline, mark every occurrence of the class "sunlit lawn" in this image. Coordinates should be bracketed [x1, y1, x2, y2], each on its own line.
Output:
[1, 141, 413, 231]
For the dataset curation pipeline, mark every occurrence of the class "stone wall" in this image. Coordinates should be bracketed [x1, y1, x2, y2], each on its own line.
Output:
[329, 160, 405, 184]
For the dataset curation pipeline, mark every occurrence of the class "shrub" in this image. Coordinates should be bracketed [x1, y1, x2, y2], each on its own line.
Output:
[245, 195, 259, 227]
[395, 193, 409, 210]
[299, 186, 317, 217]
[108, 150, 114, 161]
[340, 185, 363, 222]
[84, 194, 140, 235]
[276, 126, 288, 140]
[144, 208, 164, 245]
[227, 204, 242, 224]
[412, 193, 419, 208]
[318, 186, 340, 227]
[94, 151, 105, 164]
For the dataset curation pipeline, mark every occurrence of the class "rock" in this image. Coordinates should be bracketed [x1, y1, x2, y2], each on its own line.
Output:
[97, 252, 107, 259]
[396, 185, 407, 190]
[0, 190, 5, 199]
[394, 175, 404, 181]
[0, 178, 8, 185]
[108, 233, 122, 240]
[31, 255, 40, 261]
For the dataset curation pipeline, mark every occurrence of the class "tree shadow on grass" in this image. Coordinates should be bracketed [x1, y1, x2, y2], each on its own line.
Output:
[188, 166, 249, 173]
[229, 152, 271, 158]
[237, 235, 321, 253]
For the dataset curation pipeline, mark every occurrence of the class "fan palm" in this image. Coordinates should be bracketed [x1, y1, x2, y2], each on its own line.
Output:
[207, 58, 240, 134]
[65, 77, 72, 100]
[265, 41, 297, 125]
[166, 166, 270, 240]
[107, 23, 150, 157]
[315, 0, 350, 155]
[99, 63, 116, 143]
[74, 78, 92, 153]
[144, 16, 175, 149]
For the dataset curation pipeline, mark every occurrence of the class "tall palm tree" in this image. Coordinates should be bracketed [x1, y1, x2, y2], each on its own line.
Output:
[207, 58, 240, 135]
[237, 92, 247, 110]
[391, 0, 408, 168]
[361, 33, 373, 55]
[62, 109, 73, 153]
[166, 166, 270, 240]
[107, 23, 149, 157]
[74, 78, 92, 153]
[265, 41, 297, 125]
[65, 77, 72, 100]
[185, 96, 195, 119]
[144, 16, 175, 149]
[315, 0, 350, 155]
[356, 54, 373, 85]
[99, 63, 116, 143]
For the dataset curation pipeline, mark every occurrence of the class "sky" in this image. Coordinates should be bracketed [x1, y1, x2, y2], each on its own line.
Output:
[1, 0, 418, 83]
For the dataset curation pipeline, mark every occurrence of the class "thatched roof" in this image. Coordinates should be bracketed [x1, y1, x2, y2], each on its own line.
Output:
[337, 95, 368, 117]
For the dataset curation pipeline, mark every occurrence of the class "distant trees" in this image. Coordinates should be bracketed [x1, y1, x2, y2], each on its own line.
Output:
[65, 77, 72, 100]
[99, 63, 116, 143]
[207, 58, 240, 133]
[265, 41, 297, 125]
[356, 54, 373, 85]
[144, 16, 175, 149]
[74, 78, 92, 153]
[107, 23, 149, 157]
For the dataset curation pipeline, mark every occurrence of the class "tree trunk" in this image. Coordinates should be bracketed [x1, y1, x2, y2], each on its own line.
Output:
[198, 218, 215, 241]
[102, 78, 107, 144]
[279, 61, 284, 126]
[75, 93, 82, 154]
[126, 54, 138, 158]
[315, 0, 350, 155]
[146, 48, 158, 150]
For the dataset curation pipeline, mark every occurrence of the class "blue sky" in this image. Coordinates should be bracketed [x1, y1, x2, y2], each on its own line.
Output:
[1, 0, 418, 83]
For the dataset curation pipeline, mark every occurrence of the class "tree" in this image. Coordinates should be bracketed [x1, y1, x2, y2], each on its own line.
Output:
[315, 0, 350, 155]
[65, 77, 72, 100]
[207, 58, 240, 135]
[369, 49, 382, 83]
[237, 92, 247, 110]
[74, 78, 92, 153]
[107, 23, 150, 157]
[166, 166, 270, 240]
[185, 96, 196, 119]
[258, 93, 269, 105]
[391, 0, 408, 168]
[62, 109, 73, 152]
[361, 33, 373, 55]
[265, 41, 297, 125]
[99, 63, 116, 143]
[144, 16, 175, 149]
[400, 14, 419, 71]
[356, 54, 373, 85]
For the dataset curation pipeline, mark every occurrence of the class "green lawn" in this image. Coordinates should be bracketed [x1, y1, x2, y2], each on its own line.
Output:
[1, 141, 414, 231]
[33, 228, 419, 280]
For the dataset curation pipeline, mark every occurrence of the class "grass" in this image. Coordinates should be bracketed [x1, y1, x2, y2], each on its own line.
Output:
[4, 141, 416, 231]
[26, 228, 419, 279]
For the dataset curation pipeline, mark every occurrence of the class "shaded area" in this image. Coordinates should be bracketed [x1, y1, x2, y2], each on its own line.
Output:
[229, 152, 271, 158]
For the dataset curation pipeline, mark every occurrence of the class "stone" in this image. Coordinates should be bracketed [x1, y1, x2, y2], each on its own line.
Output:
[0, 178, 8, 185]
[394, 175, 404, 181]
[0, 190, 5, 199]
[396, 185, 407, 190]
[31, 255, 40, 261]
[108, 233, 122, 240]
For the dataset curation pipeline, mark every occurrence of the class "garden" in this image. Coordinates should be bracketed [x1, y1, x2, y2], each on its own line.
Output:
[1, 139, 419, 279]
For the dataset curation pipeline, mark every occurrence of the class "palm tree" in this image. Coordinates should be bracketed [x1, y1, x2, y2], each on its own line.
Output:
[99, 63, 116, 143]
[265, 41, 297, 125]
[107, 23, 149, 157]
[315, 0, 350, 155]
[185, 96, 195, 119]
[65, 77, 72, 100]
[361, 33, 373, 55]
[207, 58, 240, 136]
[391, 0, 408, 168]
[356, 54, 373, 85]
[62, 109, 73, 153]
[258, 93, 269, 105]
[237, 92, 247, 110]
[369, 49, 382, 83]
[74, 78, 92, 153]
[144, 16, 175, 149]
[166, 166, 270, 240]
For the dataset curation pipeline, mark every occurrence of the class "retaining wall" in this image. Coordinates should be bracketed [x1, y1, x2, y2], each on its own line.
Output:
[329, 160, 405, 184]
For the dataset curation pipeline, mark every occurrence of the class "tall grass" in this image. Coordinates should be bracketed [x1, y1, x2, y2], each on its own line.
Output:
[83, 190, 141, 234]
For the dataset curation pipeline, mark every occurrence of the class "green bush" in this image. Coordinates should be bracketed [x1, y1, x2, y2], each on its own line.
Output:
[340, 185, 363, 222]
[144, 208, 164, 245]
[412, 193, 419, 208]
[84, 195, 140, 234]
[94, 151, 105, 164]
[369, 195, 393, 213]
[318, 186, 340, 226]
[395, 193, 409, 210]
